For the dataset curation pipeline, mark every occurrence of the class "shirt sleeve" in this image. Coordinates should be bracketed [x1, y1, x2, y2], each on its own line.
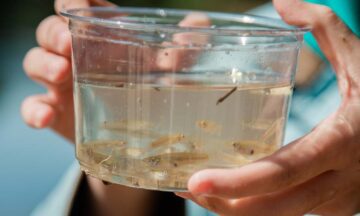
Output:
[31, 162, 83, 216]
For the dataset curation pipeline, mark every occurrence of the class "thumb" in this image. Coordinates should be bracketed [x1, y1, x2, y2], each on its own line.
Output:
[273, 0, 360, 99]
[55, 0, 115, 15]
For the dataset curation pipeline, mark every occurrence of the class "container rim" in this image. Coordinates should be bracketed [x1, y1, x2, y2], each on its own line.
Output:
[61, 7, 310, 37]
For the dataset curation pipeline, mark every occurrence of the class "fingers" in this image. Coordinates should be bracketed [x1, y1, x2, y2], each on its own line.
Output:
[55, 0, 90, 14]
[273, 0, 356, 49]
[174, 192, 192, 199]
[21, 95, 56, 128]
[177, 192, 232, 215]
[44, 1, 116, 55]
[273, 0, 360, 97]
[233, 171, 338, 216]
[36, 15, 71, 56]
[311, 187, 360, 216]
[55, 0, 115, 15]
[187, 170, 360, 216]
[155, 12, 211, 71]
[259, 170, 360, 216]
[188, 129, 345, 199]
[23, 47, 71, 88]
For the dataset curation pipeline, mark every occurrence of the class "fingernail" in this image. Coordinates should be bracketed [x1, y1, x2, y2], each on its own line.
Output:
[193, 181, 213, 195]
[190, 173, 213, 195]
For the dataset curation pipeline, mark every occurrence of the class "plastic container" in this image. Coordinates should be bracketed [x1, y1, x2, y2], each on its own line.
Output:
[62, 7, 308, 191]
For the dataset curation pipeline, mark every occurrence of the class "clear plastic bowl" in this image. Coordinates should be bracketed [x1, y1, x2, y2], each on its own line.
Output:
[62, 7, 308, 192]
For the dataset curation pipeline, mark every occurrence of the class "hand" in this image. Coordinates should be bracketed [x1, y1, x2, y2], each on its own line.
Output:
[22, 0, 209, 143]
[22, 0, 115, 142]
[177, 1, 360, 215]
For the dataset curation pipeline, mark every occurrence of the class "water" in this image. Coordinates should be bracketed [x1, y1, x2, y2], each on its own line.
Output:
[74, 75, 292, 191]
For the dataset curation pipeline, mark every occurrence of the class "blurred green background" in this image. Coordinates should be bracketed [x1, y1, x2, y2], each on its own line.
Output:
[0, 0, 268, 215]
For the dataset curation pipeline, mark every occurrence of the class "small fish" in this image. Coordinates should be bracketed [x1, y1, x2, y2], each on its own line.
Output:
[232, 140, 276, 156]
[216, 87, 237, 105]
[261, 118, 284, 144]
[102, 120, 159, 138]
[121, 147, 144, 158]
[220, 152, 250, 164]
[150, 134, 185, 148]
[92, 148, 116, 169]
[84, 149, 114, 165]
[80, 141, 126, 161]
[143, 152, 208, 168]
[196, 120, 221, 133]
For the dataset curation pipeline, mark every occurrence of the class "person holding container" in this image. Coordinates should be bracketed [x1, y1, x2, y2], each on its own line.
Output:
[22, 0, 360, 215]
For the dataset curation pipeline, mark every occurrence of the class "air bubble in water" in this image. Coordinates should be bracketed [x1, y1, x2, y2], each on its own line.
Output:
[158, 9, 166, 17]
[231, 68, 241, 83]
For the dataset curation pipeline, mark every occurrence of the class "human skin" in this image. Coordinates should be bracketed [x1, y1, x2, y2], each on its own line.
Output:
[176, 1, 360, 216]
